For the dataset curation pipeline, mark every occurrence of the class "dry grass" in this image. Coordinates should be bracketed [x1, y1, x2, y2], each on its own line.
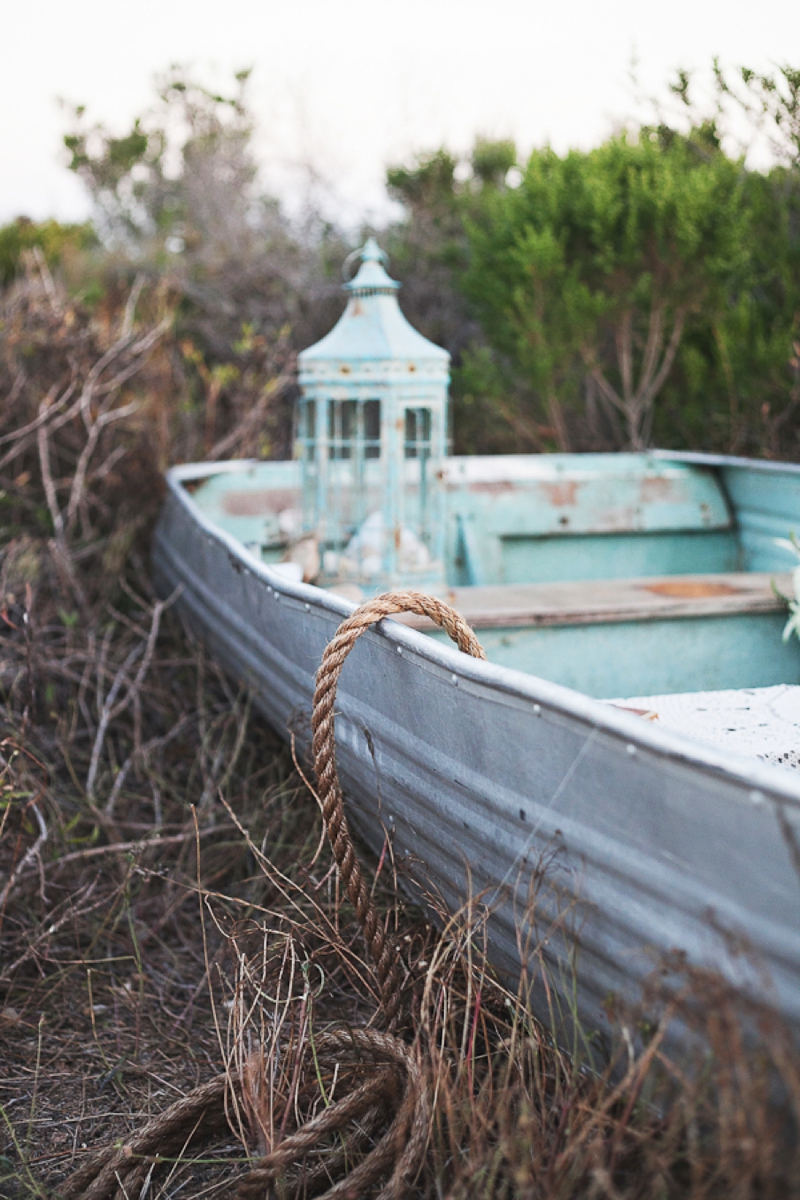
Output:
[1, 262, 799, 1199]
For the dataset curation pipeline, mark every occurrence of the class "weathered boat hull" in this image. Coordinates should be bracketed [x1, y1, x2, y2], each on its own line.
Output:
[153, 460, 800, 1058]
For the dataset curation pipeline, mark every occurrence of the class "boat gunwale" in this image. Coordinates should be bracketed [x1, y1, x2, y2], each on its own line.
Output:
[161, 460, 800, 809]
[651, 448, 800, 476]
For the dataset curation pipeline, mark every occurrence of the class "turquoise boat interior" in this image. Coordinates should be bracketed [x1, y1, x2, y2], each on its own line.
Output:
[183, 451, 800, 700]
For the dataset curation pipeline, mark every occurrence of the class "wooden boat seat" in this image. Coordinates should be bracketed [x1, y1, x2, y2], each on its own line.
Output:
[397, 572, 793, 631]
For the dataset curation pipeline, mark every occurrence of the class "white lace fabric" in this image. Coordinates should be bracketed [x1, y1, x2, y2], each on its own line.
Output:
[612, 685, 800, 771]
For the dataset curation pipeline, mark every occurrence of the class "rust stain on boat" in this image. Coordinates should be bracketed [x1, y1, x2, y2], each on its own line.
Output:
[639, 475, 677, 501]
[467, 480, 516, 495]
[538, 480, 579, 506]
[222, 488, 297, 516]
[643, 580, 740, 598]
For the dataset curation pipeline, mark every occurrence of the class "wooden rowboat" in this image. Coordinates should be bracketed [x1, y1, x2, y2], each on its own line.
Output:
[153, 449, 800, 1056]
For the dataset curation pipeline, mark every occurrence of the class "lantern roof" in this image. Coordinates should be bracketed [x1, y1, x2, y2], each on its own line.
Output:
[298, 238, 449, 365]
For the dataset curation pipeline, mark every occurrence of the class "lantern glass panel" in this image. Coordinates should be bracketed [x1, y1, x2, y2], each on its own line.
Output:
[402, 407, 435, 547]
[315, 398, 385, 549]
[364, 399, 381, 458]
[404, 407, 432, 458]
[329, 399, 356, 459]
[297, 398, 316, 461]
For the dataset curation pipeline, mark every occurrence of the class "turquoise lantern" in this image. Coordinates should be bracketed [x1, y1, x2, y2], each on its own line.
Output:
[297, 238, 449, 592]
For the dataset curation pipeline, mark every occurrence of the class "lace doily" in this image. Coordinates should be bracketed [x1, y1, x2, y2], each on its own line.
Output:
[612, 684, 800, 771]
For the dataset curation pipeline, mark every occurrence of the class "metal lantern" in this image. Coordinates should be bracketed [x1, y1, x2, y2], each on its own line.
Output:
[296, 238, 449, 591]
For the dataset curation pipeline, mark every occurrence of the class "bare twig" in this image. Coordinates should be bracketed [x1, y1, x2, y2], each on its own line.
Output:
[6, 824, 231, 888]
[31, 246, 62, 315]
[121, 274, 145, 339]
[0, 881, 105, 983]
[85, 592, 178, 801]
[104, 714, 192, 816]
[36, 403, 65, 541]
[0, 800, 47, 911]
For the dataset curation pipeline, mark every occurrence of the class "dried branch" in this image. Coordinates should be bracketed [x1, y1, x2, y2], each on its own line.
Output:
[0, 800, 48, 911]
[36, 407, 65, 541]
[640, 306, 687, 411]
[121, 273, 145, 338]
[0, 881, 105, 983]
[85, 590, 178, 801]
[104, 713, 192, 817]
[207, 371, 293, 461]
[637, 298, 666, 402]
[615, 308, 634, 406]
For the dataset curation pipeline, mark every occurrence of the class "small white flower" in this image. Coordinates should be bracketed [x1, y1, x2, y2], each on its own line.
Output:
[774, 534, 800, 643]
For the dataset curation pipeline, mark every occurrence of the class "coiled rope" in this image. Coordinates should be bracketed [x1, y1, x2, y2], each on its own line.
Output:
[58, 590, 485, 1200]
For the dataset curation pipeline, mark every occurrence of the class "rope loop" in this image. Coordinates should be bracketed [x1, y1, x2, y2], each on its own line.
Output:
[235, 1028, 429, 1200]
[311, 590, 486, 1026]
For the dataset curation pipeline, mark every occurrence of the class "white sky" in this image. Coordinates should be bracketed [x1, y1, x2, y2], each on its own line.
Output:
[3, 0, 799, 228]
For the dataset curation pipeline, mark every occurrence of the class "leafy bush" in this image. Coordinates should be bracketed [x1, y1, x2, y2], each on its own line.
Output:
[384, 65, 800, 458]
[0, 216, 96, 287]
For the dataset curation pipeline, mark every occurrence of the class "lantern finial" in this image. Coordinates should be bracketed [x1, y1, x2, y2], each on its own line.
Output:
[343, 238, 401, 296]
[360, 236, 386, 263]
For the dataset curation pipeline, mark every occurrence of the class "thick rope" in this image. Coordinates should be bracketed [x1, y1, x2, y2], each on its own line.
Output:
[58, 1073, 233, 1200]
[57, 590, 482, 1200]
[58, 1031, 429, 1200]
[234, 1028, 430, 1200]
[311, 590, 486, 1026]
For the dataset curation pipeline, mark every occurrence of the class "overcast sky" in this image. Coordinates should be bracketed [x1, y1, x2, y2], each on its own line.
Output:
[3, 0, 799, 228]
